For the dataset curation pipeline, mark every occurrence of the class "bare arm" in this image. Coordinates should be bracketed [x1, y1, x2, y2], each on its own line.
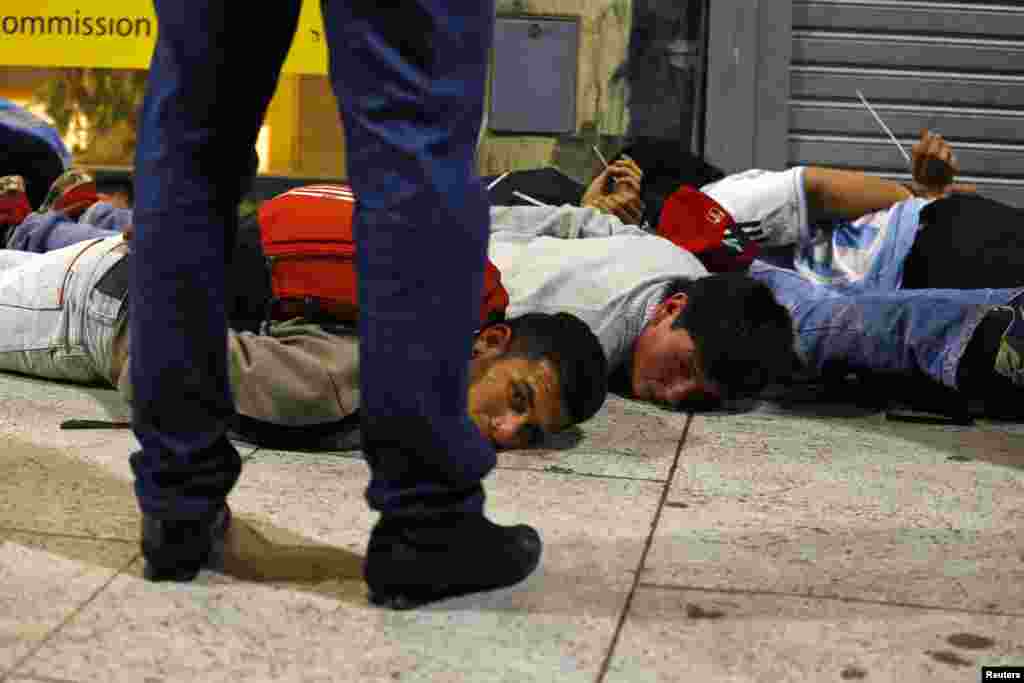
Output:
[804, 130, 977, 223]
[802, 167, 913, 223]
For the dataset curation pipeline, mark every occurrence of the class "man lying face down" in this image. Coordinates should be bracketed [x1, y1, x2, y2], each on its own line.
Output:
[6, 130, 1016, 420]
[486, 169, 797, 409]
[490, 142, 1024, 417]
[213, 310, 608, 451]
[0, 236, 608, 449]
[1, 169, 795, 413]
[17, 173, 1021, 421]
[13, 144, 1020, 420]
[3, 162, 795, 411]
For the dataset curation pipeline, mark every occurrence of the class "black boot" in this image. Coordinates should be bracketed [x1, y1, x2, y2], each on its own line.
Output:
[141, 505, 231, 582]
[365, 514, 542, 609]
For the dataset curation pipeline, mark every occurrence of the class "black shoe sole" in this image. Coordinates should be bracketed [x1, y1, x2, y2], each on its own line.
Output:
[144, 563, 204, 583]
[367, 552, 541, 610]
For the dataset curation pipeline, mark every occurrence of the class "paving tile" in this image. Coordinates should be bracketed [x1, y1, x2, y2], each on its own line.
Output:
[0, 531, 137, 676]
[7, 362, 1021, 681]
[0, 374, 256, 482]
[245, 394, 692, 482]
[0, 429, 261, 544]
[0, 435, 139, 540]
[976, 419, 1024, 438]
[0, 375, 133, 454]
[497, 394, 691, 481]
[0, 373, 129, 419]
[607, 587, 1024, 683]
[0, 373, 259, 543]
[0, 372, 121, 422]
[642, 413, 1024, 612]
[22, 465, 662, 683]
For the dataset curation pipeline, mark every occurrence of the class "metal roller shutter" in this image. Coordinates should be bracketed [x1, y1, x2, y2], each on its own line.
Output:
[789, 0, 1024, 207]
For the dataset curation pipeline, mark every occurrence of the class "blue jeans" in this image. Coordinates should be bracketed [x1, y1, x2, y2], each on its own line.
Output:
[749, 261, 1024, 389]
[131, 1, 496, 520]
[5, 203, 128, 252]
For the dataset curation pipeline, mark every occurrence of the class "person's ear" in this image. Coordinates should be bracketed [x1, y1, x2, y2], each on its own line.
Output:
[471, 324, 512, 359]
[650, 293, 689, 325]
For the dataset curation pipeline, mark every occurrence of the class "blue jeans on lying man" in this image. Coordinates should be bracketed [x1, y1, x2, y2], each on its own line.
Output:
[5, 202, 131, 252]
[749, 260, 1024, 392]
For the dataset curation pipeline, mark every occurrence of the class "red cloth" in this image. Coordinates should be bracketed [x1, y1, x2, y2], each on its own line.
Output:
[259, 184, 508, 326]
[0, 190, 31, 228]
[657, 185, 760, 272]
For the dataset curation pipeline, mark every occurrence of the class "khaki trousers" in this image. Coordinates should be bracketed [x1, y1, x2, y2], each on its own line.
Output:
[118, 319, 360, 427]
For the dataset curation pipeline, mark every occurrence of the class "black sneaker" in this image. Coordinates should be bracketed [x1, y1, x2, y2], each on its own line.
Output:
[141, 505, 231, 582]
[365, 514, 542, 609]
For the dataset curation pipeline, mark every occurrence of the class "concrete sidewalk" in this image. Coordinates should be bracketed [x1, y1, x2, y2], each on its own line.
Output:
[0, 371, 1022, 682]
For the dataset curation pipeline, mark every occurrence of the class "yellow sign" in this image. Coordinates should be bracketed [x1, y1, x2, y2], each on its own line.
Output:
[0, 1, 328, 74]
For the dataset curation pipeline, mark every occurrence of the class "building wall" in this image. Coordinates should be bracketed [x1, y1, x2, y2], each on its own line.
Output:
[705, 0, 1024, 207]
[267, 2, 636, 183]
[291, 75, 346, 179]
[2, 3, 638, 185]
[788, 0, 1024, 207]
[478, 0, 632, 183]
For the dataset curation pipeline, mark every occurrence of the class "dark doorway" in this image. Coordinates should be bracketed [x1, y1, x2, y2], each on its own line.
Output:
[619, 0, 708, 154]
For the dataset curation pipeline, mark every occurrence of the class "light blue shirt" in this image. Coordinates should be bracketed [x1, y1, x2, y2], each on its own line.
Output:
[792, 198, 932, 292]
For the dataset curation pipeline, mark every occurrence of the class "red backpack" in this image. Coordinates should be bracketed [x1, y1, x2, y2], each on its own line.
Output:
[258, 184, 509, 326]
[656, 185, 762, 272]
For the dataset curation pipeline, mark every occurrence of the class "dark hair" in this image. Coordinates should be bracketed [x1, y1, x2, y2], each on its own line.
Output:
[610, 139, 727, 230]
[669, 273, 795, 399]
[614, 139, 726, 193]
[94, 176, 135, 203]
[500, 312, 609, 424]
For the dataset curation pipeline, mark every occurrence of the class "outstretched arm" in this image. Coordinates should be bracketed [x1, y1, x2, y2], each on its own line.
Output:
[802, 167, 913, 223]
[490, 158, 649, 240]
[803, 129, 976, 222]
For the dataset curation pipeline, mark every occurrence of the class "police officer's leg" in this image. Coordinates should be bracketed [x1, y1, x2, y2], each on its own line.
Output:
[130, 0, 301, 581]
[321, 0, 541, 607]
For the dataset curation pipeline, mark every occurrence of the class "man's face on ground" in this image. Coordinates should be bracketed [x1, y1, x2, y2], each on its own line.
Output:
[467, 327, 569, 449]
[630, 293, 721, 408]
